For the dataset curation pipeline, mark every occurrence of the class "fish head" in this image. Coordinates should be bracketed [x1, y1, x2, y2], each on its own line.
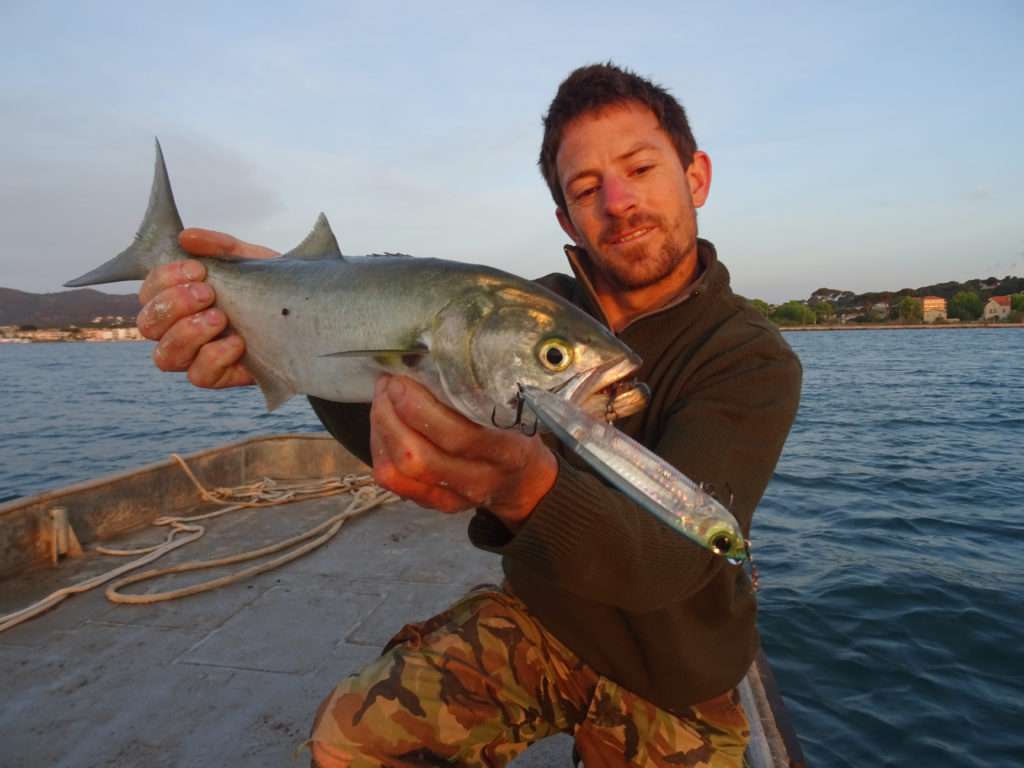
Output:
[432, 283, 646, 427]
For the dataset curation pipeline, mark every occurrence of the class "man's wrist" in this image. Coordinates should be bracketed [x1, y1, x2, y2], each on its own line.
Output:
[490, 445, 558, 532]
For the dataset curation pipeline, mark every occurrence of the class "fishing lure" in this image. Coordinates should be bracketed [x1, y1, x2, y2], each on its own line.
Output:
[519, 384, 748, 563]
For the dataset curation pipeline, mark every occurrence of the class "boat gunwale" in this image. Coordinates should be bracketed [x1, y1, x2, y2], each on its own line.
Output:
[0, 433, 363, 580]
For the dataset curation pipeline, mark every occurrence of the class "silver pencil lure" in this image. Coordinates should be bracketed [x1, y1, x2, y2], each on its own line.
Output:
[519, 384, 748, 563]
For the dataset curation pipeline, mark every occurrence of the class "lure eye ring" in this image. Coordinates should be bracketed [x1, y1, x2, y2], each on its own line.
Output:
[707, 525, 743, 559]
[710, 534, 733, 556]
[538, 338, 573, 372]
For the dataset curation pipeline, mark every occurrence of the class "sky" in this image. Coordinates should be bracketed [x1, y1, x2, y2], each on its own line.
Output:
[1, 1, 1021, 304]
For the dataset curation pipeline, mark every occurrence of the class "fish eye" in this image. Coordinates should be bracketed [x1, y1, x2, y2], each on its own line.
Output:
[538, 338, 573, 372]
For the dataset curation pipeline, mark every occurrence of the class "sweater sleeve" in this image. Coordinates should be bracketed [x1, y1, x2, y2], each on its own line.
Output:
[468, 330, 802, 613]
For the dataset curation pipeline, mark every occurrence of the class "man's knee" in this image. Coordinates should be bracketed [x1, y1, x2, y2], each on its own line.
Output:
[309, 738, 353, 768]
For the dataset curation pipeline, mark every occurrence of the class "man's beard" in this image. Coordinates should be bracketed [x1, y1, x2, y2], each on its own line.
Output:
[596, 212, 694, 290]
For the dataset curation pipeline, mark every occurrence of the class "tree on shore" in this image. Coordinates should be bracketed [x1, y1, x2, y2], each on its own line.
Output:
[812, 301, 835, 323]
[1012, 294, 1024, 312]
[750, 299, 771, 318]
[948, 291, 983, 321]
[898, 296, 923, 322]
[772, 301, 817, 325]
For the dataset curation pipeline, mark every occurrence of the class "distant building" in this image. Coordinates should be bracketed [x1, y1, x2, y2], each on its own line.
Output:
[922, 296, 947, 323]
[984, 295, 1012, 321]
[869, 302, 891, 321]
[81, 327, 144, 341]
[23, 329, 73, 341]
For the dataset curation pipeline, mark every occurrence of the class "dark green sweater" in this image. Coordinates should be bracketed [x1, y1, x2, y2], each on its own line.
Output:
[310, 239, 802, 712]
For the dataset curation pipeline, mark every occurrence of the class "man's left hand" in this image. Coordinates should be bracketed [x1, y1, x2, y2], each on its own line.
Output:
[370, 375, 558, 530]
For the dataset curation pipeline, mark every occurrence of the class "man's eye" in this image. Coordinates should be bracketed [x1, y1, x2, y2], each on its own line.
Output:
[632, 164, 653, 176]
[575, 186, 598, 201]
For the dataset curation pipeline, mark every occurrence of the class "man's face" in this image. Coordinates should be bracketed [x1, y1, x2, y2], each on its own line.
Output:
[554, 102, 710, 291]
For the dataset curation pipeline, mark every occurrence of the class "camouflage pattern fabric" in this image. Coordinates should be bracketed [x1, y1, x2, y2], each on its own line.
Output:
[308, 586, 748, 767]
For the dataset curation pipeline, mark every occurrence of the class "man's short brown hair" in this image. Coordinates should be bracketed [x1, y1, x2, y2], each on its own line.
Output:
[538, 62, 698, 213]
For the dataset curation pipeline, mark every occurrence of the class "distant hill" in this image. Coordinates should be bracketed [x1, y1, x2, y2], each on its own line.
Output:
[807, 275, 1023, 310]
[0, 287, 139, 328]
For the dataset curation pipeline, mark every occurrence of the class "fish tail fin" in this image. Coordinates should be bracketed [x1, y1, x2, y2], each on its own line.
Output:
[64, 139, 188, 287]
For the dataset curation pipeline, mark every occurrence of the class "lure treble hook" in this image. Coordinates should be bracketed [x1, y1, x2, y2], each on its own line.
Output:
[491, 388, 537, 436]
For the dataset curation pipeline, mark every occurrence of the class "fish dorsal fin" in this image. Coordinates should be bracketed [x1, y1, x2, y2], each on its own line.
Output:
[282, 213, 344, 261]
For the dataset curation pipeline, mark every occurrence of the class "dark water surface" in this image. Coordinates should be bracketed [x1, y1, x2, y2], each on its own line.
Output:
[2, 331, 1022, 766]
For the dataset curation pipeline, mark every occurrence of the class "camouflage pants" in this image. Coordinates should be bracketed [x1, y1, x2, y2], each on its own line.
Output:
[308, 586, 748, 767]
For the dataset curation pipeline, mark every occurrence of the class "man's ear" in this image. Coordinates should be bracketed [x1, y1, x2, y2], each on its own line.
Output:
[687, 151, 712, 208]
[555, 208, 581, 243]
[688, 150, 712, 208]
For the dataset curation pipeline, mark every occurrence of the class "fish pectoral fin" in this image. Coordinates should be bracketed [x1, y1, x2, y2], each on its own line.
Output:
[281, 213, 344, 261]
[320, 347, 427, 358]
[320, 345, 429, 370]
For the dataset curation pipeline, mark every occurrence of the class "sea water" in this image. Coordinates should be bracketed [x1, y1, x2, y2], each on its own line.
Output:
[1, 330, 1022, 766]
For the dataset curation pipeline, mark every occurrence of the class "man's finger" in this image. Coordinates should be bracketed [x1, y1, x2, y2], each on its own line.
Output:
[384, 376, 528, 465]
[188, 333, 254, 388]
[152, 308, 228, 371]
[139, 260, 207, 305]
[180, 229, 279, 260]
[369, 427, 476, 513]
[371, 383, 505, 505]
[138, 283, 217, 341]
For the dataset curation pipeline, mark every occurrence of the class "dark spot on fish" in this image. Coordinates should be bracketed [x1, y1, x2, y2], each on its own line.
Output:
[402, 353, 421, 368]
[281, 308, 290, 316]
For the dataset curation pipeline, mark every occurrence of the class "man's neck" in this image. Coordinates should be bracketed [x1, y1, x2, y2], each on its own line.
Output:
[593, 249, 700, 332]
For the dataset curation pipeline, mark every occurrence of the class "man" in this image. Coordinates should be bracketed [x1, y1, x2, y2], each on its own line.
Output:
[137, 63, 801, 766]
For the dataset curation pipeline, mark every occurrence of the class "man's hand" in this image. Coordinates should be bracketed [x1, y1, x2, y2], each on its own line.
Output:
[136, 229, 278, 388]
[370, 375, 558, 530]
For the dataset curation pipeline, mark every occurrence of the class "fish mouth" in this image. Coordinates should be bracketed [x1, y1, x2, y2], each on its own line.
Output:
[558, 354, 650, 422]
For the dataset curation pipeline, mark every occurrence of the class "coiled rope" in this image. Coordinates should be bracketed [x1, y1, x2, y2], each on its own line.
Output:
[0, 454, 398, 633]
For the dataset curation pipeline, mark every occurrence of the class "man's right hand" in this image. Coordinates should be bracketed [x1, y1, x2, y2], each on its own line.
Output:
[136, 229, 278, 388]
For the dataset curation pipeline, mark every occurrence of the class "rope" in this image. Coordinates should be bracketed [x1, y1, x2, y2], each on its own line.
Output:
[0, 455, 398, 633]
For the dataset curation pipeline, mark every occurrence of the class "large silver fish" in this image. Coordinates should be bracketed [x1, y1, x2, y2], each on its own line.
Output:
[66, 142, 645, 427]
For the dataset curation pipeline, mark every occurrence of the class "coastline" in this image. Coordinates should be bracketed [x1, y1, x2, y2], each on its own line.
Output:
[5, 323, 1023, 343]
[0, 338, 148, 344]
[779, 322, 1024, 332]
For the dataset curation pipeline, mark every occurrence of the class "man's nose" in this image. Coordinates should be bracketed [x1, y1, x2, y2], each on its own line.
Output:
[602, 176, 636, 217]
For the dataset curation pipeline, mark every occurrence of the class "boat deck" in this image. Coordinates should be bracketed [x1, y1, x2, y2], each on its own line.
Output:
[0, 436, 801, 767]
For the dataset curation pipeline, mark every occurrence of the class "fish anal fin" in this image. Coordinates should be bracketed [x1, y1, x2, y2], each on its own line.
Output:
[244, 353, 296, 411]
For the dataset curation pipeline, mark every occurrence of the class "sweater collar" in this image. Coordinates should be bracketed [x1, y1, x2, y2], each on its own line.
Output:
[563, 239, 721, 332]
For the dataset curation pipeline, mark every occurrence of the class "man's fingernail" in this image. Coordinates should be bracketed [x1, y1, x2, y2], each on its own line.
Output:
[182, 261, 204, 281]
[203, 309, 220, 326]
[189, 283, 213, 302]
